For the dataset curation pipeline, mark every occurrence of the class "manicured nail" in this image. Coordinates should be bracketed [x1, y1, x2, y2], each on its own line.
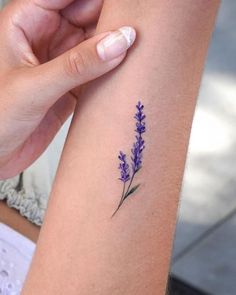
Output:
[97, 26, 136, 61]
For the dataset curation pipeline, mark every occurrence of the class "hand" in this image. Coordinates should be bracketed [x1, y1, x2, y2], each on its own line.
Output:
[0, 0, 136, 179]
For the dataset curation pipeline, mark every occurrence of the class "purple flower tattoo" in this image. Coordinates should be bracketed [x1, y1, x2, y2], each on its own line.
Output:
[118, 151, 130, 183]
[112, 101, 146, 217]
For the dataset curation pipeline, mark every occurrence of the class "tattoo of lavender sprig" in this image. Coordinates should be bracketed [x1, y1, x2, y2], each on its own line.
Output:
[112, 101, 146, 217]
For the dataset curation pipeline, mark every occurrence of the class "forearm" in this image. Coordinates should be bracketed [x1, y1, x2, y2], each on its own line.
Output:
[22, 1, 219, 294]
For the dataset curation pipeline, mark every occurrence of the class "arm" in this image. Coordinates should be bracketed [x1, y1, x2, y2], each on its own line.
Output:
[22, 1, 220, 294]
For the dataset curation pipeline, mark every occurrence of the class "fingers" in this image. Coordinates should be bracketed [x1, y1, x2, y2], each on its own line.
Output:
[0, 93, 76, 179]
[33, 0, 103, 24]
[84, 24, 97, 39]
[48, 18, 85, 60]
[24, 26, 136, 110]
[33, 0, 74, 10]
[61, 0, 103, 26]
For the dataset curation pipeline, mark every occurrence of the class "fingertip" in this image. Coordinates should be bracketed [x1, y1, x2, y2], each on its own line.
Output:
[108, 52, 127, 65]
[96, 26, 136, 61]
[118, 26, 137, 48]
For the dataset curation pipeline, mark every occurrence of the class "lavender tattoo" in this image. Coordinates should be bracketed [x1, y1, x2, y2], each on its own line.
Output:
[112, 101, 146, 217]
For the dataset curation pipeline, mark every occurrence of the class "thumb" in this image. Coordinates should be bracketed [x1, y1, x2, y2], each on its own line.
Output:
[21, 26, 136, 110]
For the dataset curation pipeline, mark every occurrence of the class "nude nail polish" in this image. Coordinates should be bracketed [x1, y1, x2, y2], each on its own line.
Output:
[97, 26, 136, 61]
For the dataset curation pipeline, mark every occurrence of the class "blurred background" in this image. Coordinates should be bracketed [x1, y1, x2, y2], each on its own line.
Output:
[170, 1, 236, 294]
[0, 0, 235, 294]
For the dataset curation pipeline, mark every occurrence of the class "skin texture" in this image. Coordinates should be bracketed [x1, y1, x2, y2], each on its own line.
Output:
[21, 1, 220, 295]
[0, 0, 134, 179]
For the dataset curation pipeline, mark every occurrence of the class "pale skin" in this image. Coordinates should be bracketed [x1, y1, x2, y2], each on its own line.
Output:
[0, 0, 135, 178]
[20, 0, 219, 294]
[0, 0, 136, 242]
[0, 0, 220, 294]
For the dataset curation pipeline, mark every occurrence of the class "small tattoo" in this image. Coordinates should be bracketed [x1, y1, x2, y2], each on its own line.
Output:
[112, 101, 146, 217]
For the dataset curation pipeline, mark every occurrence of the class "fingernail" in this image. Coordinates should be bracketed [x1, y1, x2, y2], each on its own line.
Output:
[97, 26, 136, 61]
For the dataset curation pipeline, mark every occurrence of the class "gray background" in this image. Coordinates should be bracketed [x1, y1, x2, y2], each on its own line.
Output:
[171, 1, 236, 294]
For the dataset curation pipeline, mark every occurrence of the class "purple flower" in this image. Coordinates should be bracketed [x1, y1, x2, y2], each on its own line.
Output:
[131, 102, 146, 173]
[118, 151, 130, 182]
[113, 101, 146, 217]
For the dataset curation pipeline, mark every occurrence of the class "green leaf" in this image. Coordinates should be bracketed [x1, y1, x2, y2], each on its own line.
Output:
[124, 184, 141, 200]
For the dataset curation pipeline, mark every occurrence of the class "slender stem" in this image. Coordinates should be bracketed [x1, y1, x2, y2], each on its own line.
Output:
[111, 171, 138, 218]
[111, 202, 122, 218]
[112, 182, 126, 217]
[121, 182, 126, 201]
[124, 171, 136, 198]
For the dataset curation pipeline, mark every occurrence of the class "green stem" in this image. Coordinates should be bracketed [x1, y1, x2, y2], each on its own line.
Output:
[112, 182, 126, 217]
[124, 172, 136, 198]
[111, 172, 137, 218]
